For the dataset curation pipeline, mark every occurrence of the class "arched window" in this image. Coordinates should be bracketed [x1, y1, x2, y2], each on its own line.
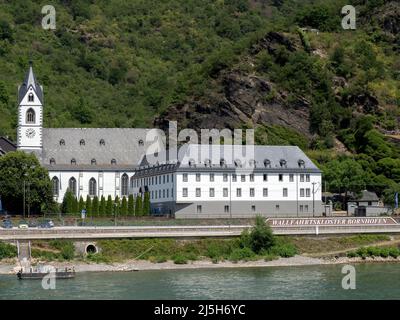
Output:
[28, 93, 34, 102]
[80, 139, 85, 146]
[111, 159, 117, 165]
[60, 139, 65, 146]
[71, 158, 76, 165]
[50, 158, 56, 165]
[89, 178, 97, 196]
[26, 108, 35, 124]
[100, 139, 105, 146]
[130, 176, 135, 188]
[52, 177, 59, 197]
[68, 177, 77, 196]
[91, 159, 96, 165]
[121, 174, 129, 196]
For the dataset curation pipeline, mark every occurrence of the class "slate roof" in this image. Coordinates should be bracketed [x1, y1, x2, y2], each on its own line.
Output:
[0, 136, 17, 155]
[137, 144, 321, 173]
[350, 190, 380, 202]
[41, 128, 165, 170]
[18, 63, 43, 104]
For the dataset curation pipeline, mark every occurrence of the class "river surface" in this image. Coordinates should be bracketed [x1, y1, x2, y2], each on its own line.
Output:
[0, 263, 399, 299]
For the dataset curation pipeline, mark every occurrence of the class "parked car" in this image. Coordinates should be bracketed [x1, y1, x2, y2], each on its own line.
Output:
[28, 221, 37, 228]
[38, 220, 54, 228]
[2, 220, 13, 229]
[18, 221, 29, 229]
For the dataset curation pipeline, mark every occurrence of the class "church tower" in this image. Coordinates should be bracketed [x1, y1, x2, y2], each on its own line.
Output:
[17, 62, 43, 151]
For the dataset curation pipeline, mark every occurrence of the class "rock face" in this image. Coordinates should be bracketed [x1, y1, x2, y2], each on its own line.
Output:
[154, 70, 311, 137]
[154, 32, 311, 137]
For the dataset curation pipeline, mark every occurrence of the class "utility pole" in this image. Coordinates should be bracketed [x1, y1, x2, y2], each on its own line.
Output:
[23, 180, 26, 219]
[312, 182, 316, 217]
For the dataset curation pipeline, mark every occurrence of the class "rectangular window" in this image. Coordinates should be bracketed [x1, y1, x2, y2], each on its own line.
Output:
[159, 190, 161, 198]
[223, 188, 228, 197]
[172, 175, 174, 182]
[151, 191, 154, 199]
[171, 189, 174, 198]
[197, 205, 202, 214]
[283, 188, 288, 197]
[210, 173, 214, 182]
[236, 188, 242, 197]
[209, 188, 215, 197]
[251, 205, 256, 212]
[196, 188, 201, 197]
[155, 191, 158, 199]
[305, 205, 309, 212]
[300, 188, 305, 197]
[166, 189, 169, 198]
[300, 174, 304, 182]
[232, 174, 237, 182]
[306, 188, 311, 197]
[182, 188, 188, 197]
[275, 205, 280, 211]
[159, 176, 161, 184]
[279, 174, 283, 182]
[241, 175, 245, 182]
[163, 175, 166, 184]
[263, 188, 268, 197]
[163, 189, 165, 198]
[167, 175, 169, 183]
[299, 205, 303, 212]
[306, 174, 310, 182]
[250, 174, 254, 182]
[263, 174, 268, 181]
[250, 188, 255, 197]
[224, 205, 229, 213]
[289, 174, 294, 182]
[196, 174, 201, 182]
[223, 174, 228, 182]
[183, 173, 188, 182]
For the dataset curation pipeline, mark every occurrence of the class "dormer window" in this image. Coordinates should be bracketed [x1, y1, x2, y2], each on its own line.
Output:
[111, 159, 117, 165]
[220, 158, 226, 167]
[80, 139, 85, 146]
[188, 159, 195, 167]
[264, 159, 271, 168]
[204, 159, 211, 167]
[91, 159, 97, 165]
[50, 158, 56, 165]
[234, 159, 241, 167]
[71, 158, 76, 165]
[26, 108, 35, 124]
[100, 139, 105, 146]
[249, 159, 256, 167]
[298, 159, 305, 168]
[60, 139, 65, 146]
[138, 139, 144, 146]
[28, 93, 34, 102]
[280, 159, 287, 168]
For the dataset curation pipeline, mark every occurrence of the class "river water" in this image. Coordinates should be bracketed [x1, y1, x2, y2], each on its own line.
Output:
[0, 263, 399, 299]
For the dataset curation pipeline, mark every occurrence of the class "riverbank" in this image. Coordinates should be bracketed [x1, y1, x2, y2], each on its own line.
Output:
[1, 255, 399, 274]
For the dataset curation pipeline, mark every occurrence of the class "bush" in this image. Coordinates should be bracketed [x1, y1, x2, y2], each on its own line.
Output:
[270, 242, 298, 258]
[229, 247, 255, 262]
[172, 254, 188, 264]
[0, 241, 17, 259]
[86, 253, 110, 263]
[241, 215, 275, 254]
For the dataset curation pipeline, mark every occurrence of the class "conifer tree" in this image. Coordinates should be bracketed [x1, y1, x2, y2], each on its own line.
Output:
[92, 196, 99, 216]
[121, 196, 128, 216]
[114, 196, 120, 216]
[128, 194, 135, 216]
[78, 196, 85, 214]
[135, 195, 143, 216]
[143, 192, 151, 216]
[106, 195, 113, 216]
[99, 195, 106, 216]
[86, 195, 92, 217]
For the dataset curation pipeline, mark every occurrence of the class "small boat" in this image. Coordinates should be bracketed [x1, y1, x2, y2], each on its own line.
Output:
[17, 267, 75, 280]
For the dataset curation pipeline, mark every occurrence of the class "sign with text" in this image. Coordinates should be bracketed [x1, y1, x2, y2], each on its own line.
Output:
[267, 217, 398, 227]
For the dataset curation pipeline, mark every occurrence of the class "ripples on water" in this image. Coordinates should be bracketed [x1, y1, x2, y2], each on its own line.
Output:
[0, 263, 399, 300]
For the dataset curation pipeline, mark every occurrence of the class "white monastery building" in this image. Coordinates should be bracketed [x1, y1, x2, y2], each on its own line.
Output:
[16, 63, 323, 218]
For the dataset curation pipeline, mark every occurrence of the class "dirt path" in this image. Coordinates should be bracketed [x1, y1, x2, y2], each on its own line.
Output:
[304, 238, 400, 258]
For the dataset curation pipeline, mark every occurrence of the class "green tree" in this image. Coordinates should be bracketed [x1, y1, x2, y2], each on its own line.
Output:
[71, 196, 78, 214]
[128, 194, 135, 216]
[61, 189, 75, 214]
[92, 196, 99, 216]
[106, 195, 113, 216]
[142, 192, 151, 216]
[78, 196, 85, 214]
[324, 159, 367, 205]
[85, 195, 92, 217]
[99, 195, 106, 216]
[241, 216, 275, 254]
[114, 196, 120, 216]
[0, 151, 53, 215]
[120, 196, 128, 216]
[135, 195, 143, 216]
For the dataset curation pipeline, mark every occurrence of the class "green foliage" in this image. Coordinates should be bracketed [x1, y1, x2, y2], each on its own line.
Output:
[61, 189, 75, 214]
[348, 246, 400, 259]
[135, 195, 143, 216]
[128, 194, 135, 216]
[78, 196, 85, 214]
[114, 196, 120, 216]
[92, 196, 99, 216]
[106, 195, 113, 216]
[0, 151, 54, 214]
[142, 192, 150, 216]
[85, 195, 92, 216]
[229, 247, 255, 262]
[120, 196, 128, 216]
[240, 216, 275, 254]
[0, 241, 17, 259]
[99, 195, 106, 216]
[172, 254, 188, 264]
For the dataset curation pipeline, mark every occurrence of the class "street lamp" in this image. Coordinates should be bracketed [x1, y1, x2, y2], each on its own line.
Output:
[114, 203, 117, 226]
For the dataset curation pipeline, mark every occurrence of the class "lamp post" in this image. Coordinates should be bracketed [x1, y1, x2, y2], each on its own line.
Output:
[114, 203, 117, 227]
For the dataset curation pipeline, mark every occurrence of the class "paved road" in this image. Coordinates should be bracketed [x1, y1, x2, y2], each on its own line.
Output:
[1, 224, 400, 240]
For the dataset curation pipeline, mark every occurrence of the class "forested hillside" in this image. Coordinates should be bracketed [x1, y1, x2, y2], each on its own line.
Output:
[0, 0, 399, 204]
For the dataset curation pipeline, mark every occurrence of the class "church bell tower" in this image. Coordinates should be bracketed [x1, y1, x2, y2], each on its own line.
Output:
[17, 62, 43, 151]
